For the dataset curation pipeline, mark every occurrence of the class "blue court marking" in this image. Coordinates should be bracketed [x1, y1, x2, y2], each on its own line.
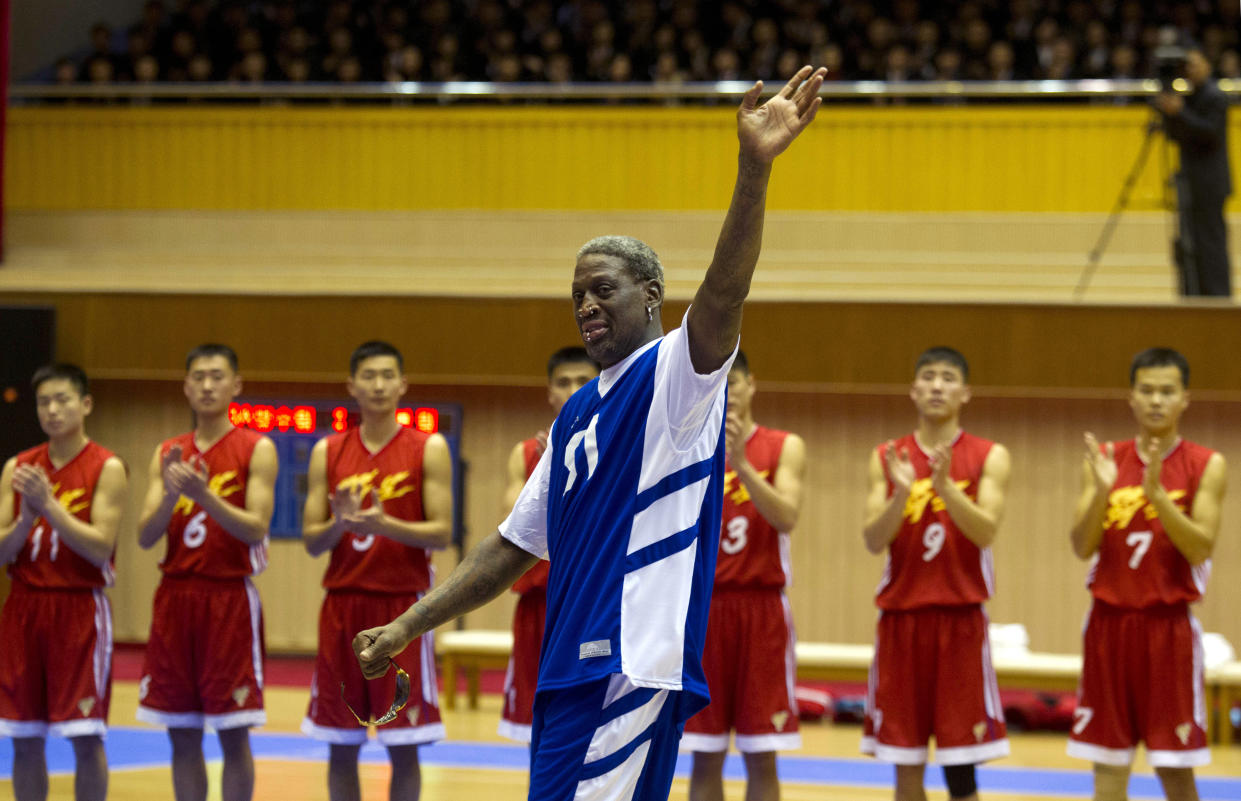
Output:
[3, 731, 1240, 800]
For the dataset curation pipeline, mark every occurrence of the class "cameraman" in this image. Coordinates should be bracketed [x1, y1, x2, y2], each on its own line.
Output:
[1156, 48, 1233, 297]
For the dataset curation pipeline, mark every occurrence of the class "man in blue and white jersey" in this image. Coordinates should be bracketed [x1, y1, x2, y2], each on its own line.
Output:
[354, 65, 826, 801]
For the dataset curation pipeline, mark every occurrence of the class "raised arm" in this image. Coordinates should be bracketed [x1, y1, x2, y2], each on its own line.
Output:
[353, 530, 538, 678]
[1142, 442, 1226, 566]
[138, 444, 179, 550]
[1070, 434, 1115, 560]
[931, 443, 1010, 549]
[863, 445, 913, 554]
[729, 418, 805, 533]
[301, 438, 343, 556]
[686, 66, 825, 375]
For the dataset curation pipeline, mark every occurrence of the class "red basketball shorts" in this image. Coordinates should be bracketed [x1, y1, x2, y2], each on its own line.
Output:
[862, 605, 1008, 765]
[682, 588, 800, 753]
[1067, 600, 1208, 768]
[499, 589, 546, 742]
[302, 589, 444, 746]
[136, 574, 266, 731]
[0, 583, 112, 738]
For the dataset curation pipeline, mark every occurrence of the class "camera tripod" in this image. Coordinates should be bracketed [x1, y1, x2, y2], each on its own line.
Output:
[1074, 112, 1178, 299]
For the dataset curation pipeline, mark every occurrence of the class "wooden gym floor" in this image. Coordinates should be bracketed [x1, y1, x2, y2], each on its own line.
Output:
[4, 679, 1241, 800]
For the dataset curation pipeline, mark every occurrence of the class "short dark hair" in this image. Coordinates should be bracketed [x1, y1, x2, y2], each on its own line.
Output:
[185, 343, 238, 373]
[915, 346, 969, 382]
[31, 363, 90, 397]
[546, 346, 598, 379]
[731, 349, 751, 376]
[350, 340, 404, 375]
[1130, 347, 1189, 387]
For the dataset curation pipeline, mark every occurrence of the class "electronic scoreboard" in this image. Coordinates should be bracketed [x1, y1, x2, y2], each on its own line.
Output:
[227, 399, 464, 544]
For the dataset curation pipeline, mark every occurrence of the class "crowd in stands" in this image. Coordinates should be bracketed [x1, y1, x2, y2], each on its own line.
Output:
[50, 0, 1241, 87]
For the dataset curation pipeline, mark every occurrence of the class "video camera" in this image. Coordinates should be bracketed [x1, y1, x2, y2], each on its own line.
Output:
[1153, 27, 1187, 91]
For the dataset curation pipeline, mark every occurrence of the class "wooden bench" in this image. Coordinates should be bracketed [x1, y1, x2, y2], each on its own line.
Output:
[437, 630, 514, 710]
[436, 631, 1241, 743]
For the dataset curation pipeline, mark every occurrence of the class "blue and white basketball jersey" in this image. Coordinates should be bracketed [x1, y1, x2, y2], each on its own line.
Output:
[500, 317, 734, 720]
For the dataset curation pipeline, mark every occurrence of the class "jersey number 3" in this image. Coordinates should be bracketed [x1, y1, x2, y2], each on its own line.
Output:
[722, 516, 748, 554]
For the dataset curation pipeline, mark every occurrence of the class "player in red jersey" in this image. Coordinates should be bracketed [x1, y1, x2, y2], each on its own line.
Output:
[498, 346, 598, 743]
[301, 341, 454, 801]
[1068, 348, 1227, 801]
[683, 350, 806, 801]
[0, 364, 127, 801]
[135, 344, 278, 801]
[862, 346, 1011, 801]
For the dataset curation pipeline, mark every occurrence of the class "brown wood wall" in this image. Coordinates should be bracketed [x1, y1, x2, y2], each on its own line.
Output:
[4, 291, 1241, 394]
[3, 291, 1239, 654]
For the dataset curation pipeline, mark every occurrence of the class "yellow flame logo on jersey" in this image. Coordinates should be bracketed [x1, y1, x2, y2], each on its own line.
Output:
[53, 484, 89, 515]
[78, 697, 96, 717]
[902, 478, 970, 524]
[771, 711, 790, 732]
[1176, 722, 1192, 745]
[173, 470, 241, 516]
[1105, 486, 1187, 529]
[336, 470, 414, 502]
[724, 469, 769, 506]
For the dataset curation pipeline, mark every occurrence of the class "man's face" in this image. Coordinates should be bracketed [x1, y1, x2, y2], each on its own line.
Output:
[910, 361, 970, 420]
[35, 378, 92, 439]
[726, 368, 755, 418]
[1185, 50, 1210, 86]
[348, 355, 407, 415]
[571, 253, 659, 369]
[184, 355, 241, 416]
[1129, 365, 1188, 433]
[548, 362, 598, 415]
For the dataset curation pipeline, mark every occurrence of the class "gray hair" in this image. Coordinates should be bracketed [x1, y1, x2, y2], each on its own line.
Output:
[576, 235, 665, 285]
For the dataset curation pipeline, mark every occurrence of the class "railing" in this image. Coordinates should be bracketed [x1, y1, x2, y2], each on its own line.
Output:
[9, 78, 1241, 103]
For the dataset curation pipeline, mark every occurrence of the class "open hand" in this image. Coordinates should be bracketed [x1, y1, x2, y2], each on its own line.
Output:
[160, 445, 184, 495]
[1083, 433, 1117, 492]
[883, 442, 916, 492]
[737, 65, 826, 165]
[1139, 437, 1164, 497]
[928, 444, 953, 491]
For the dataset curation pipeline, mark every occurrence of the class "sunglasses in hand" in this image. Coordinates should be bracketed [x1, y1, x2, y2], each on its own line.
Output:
[341, 666, 411, 726]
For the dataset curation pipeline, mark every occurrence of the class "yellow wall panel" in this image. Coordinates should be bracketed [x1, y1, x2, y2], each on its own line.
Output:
[11, 105, 1233, 212]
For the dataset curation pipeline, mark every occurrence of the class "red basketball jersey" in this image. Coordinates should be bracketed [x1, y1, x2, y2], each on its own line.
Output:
[159, 428, 269, 579]
[9, 441, 118, 589]
[714, 425, 791, 591]
[1086, 438, 1215, 608]
[321, 427, 435, 594]
[512, 437, 550, 595]
[874, 431, 996, 610]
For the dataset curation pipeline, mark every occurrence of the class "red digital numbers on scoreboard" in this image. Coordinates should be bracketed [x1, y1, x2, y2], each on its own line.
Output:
[230, 402, 318, 433]
[292, 406, 316, 433]
[394, 407, 439, 433]
[230, 402, 439, 434]
[414, 407, 439, 433]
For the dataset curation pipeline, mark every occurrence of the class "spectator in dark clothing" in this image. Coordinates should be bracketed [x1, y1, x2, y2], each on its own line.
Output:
[1157, 48, 1234, 297]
